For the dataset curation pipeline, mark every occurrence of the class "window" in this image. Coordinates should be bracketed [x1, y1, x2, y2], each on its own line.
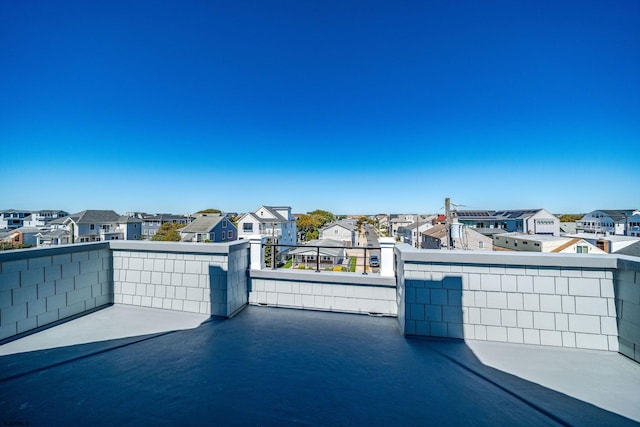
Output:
[577, 246, 588, 254]
[228, 230, 233, 239]
[478, 241, 484, 249]
[90, 224, 95, 230]
[243, 223, 253, 232]
[221, 231, 226, 240]
[222, 220, 227, 228]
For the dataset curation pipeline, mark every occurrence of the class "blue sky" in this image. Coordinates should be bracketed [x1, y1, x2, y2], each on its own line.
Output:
[1, 0, 639, 215]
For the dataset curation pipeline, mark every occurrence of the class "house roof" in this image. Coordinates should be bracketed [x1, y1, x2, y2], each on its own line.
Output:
[180, 215, 226, 233]
[241, 211, 289, 224]
[37, 229, 70, 238]
[593, 210, 638, 221]
[11, 227, 42, 234]
[400, 219, 435, 231]
[455, 209, 552, 221]
[118, 215, 143, 224]
[0, 209, 31, 214]
[320, 220, 356, 233]
[566, 233, 640, 243]
[289, 239, 344, 257]
[494, 232, 567, 243]
[142, 214, 192, 222]
[49, 217, 67, 225]
[614, 241, 640, 258]
[550, 238, 583, 253]
[34, 210, 68, 215]
[422, 224, 447, 239]
[66, 210, 122, 224]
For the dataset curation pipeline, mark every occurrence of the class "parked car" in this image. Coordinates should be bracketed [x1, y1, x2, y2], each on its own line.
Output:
[369, 254, 380, 267]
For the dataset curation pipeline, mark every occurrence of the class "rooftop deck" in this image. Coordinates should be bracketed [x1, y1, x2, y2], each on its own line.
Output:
[2, 304, 639, 426]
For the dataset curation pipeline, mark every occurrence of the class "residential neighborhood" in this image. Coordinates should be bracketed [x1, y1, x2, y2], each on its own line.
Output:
[2, 206, 640, 261]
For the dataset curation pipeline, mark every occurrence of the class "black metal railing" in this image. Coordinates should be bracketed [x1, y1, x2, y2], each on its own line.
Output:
[262, 243, 381, 274]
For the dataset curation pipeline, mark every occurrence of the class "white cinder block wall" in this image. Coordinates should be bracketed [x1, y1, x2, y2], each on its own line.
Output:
[249, 270, 397, 316]
[0, 243, 112, 341]
[111, 241, 249, 318]
[396, 245, 620, 352]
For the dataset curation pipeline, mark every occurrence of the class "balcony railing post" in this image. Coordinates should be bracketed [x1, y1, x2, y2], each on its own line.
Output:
[379, 237, 395, 277]
[249, 235, 266, 270]
[363, 247, 368, 275]
[316, 246, 320, 272]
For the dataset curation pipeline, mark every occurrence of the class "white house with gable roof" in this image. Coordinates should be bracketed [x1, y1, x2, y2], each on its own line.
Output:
[237, 206, 297, 246]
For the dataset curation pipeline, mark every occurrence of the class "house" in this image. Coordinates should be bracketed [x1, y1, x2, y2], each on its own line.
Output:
[237, 206, 297, 246]
[563, 233, 640, 254]
[576, 210, 639, 236]
[289, 239, 345, 269]
[30, 210, 68, 226]
[6, 227, 41, 246]
[142, 213, 194, 239]
[388, 214, 417, 237]
[320, 220, 357, 246]
[0, 210, 32, 230]
[421, 224, 492, 250]
[0, 209, 68, 230]
[48, 210, 143, 243]
[36, 229, 71, 247]
[397, 220, 435, 248]
[179, 214, 237, 243]
[493, 233, 606, 254]
[455, 209, 560, 236]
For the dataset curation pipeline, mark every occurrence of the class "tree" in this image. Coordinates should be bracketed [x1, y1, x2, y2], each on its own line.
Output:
[558, 214, 583, 222]
[152, 222, 185, 241]
[228, 215, 241, 226]
[297, 210, 335, 241]
[308, 209, 335, 226]
[196, 208, 221, 214]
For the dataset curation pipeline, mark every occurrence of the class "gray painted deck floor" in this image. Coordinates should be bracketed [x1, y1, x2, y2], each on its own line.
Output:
[1, 305, 639, 426]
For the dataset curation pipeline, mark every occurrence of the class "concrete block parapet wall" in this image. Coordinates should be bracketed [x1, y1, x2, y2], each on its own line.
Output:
[0, 243, 113, 341]
[249, 270, 397, 316]
[396, 245, 622, 352]
[110, 241, 249, 317]
[615, 256, 640, 363]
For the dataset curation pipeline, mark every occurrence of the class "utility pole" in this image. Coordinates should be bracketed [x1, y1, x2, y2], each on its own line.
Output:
[445, 197, 452, 250]
[416, 213, 420, 248]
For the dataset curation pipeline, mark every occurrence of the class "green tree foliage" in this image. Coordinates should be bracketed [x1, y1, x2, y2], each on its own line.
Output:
[308, 209, 335, 225]
[558, 214, 583, 222]
[298, 210, 335, 241]
[151, 222, 185, 241]
[196, 208, 222, 214]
